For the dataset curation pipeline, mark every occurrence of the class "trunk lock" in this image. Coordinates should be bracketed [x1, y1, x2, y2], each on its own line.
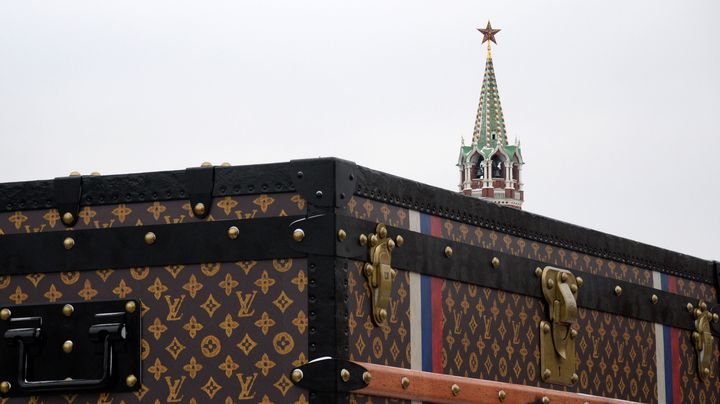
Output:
[363, 223, 397, 326]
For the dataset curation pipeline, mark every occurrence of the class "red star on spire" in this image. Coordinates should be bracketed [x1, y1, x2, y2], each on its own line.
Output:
[478, 21, 501, 45]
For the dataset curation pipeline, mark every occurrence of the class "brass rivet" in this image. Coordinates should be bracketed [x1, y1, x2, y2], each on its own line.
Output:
[694, 308, 703, 319]
[570, 373, 579, 384]
[377, 225, 387, 239]
[542, 397, 550, 404]
[125, 374, 138, 388]
[291, 369, 303, 383]
[699, 301, 708, 311]
[542, 368, 551, 380]
[570, 329, 578, 339]
[576, 276, 583, 287]
[200, 161, 212, 168]
[542, 322, 551, 334]
[227, 226, 239, 240]
[369, 234, 379, 246]
[387, 239, 395, 251]
[713, 313, 719, 323]
[378, 308, 387, 322]
[62, 212, 74, 225]
[193, 202, 206, 216]
[220, 162, 231, 167]
[125, 300, 137, 313]
[706, 311, 713, 320]
[444, 246, 453, 258]
[62, 340, 74, 354]
[0, 308, 11, 321]
[491, 257, 500, 269]
[498, 390, 507, 401]
[570, 284, 578, 293]
[651, 294, 659, 304]
[337, 229, 347, 242]
[0, 381, 10, 394]
[687, 303, 695, 313]
[364, 263, 374, 278]
[144, 232, 156, 245]
[614, 286, 622, 296]
[401, 376, 410, 389]
[546, 278, 554, 289]
[340, 368, 350, 382]
[560, 272, 569, 282]
[362, 371, 372, 384]
[534, 267, 543, 278]
[451, 383, 460, 396]
[359, 234, 368, 246]
[63, 237, 75, 250]
[90, 171, 101, 176]
[395, 235, 404, 247]
[703, 367, 710, 377]
[62, 304, 74, 317]
[69, 171, 81, 177]
[292, 229, 305, 242]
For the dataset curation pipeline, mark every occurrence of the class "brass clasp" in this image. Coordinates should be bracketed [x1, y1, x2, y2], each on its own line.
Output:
[539, 266, 580, 386]
[692, 300, 714, 380]
[363, 224, 397, 326]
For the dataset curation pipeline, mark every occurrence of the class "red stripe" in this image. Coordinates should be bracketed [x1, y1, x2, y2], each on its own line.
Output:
[431, 276, 443, 373]
[668, 276, 682, 403]
[430, 216, 443, 238]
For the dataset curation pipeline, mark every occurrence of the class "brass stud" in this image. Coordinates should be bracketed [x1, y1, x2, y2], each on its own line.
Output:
[364, 263, 374, 278]
[614, 286, 622, 296]
[491, 257, 500, 269]
[69, 171, 81, 177]
[62, 212, 74, 225]
[560, 272, 569, 282]
[362, 371, 372, 384]
[125, 374, 138, 388]
[570, 284, 578, 293]
[542, 368, 551, 380]
[220, 162, 231, 167]
[694, 308, 703, 319]
[387, 239, 396, 251]
[378, 308, 387, 322]
[63, 237, 75, 250]
[542, 397, 550, 404]
[542, 322, 551, 334]
[570, 329, 578, 339]
[369, 234, 379, 246]
[395, 235, 404, 247]
[90, 171, 101, 176]
[359, 234, 368, 246]
[0, 308, 10, 321]
[576, 276, 583, 287]
[713, 313, 719, 323]
[125, 301, 137, 313]
[699, 301, 708, 311]
[400, 376, 410, 389]
[200, 161, 212, 168]
[377, 225, 388, 239]
[570, 373, 579, 384]
[193, 202, 206, 216]
[703, 367, 710, 378]
[227, 226, 239, 240]
[291, 369, 303, 383]
[144, 232, 156, 245]
[62, 340, 74, 354]
[706, 311, 713, 320]
[687, 303, 695, 313]
[651, 294, 659, 304]
[534, 267, 543, 278]
[292, 229, 305, 242]
[444, 246, 453, 258]
[0, 381, 10, 394]
[498, 390, 507, 401]
[451, 383, 460, 396]
[340, 368, 350, 382]
[337, 229, 347, 242]
[546, 278, 554, 289]
[62, 304, 74, 317]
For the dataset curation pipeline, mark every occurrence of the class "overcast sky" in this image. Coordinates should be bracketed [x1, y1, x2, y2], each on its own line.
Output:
[1, 1, 718, 260]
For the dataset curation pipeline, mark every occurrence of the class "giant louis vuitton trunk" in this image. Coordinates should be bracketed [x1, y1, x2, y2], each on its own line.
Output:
[0, 158, 717, 403]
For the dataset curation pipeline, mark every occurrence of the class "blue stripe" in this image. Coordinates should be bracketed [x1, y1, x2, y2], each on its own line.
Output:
[419, 212, 431, 235]
[661, 273, 673, 403]
[421, 274, 432, 372]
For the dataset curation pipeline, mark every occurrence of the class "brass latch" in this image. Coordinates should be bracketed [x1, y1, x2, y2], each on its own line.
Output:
[691, 300, 714, 380]
[539, 266, 580, 386]
[362, 224, 397, 326]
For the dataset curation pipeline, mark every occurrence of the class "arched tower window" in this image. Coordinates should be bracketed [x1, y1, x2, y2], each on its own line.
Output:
[472, 155, 485, 179]
[491, 154, 505, 178]
[512, 156, 520, 184]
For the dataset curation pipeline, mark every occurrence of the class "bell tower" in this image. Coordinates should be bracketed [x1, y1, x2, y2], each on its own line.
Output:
[458, 22, 524, 209]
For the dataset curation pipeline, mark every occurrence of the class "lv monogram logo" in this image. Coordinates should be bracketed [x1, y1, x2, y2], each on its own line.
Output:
[483, 317, 492, 339]
[165, 295, 186, 321]
[236, 373, 258, 400]
[355, 293, 365, 317]
[165, 376, 186, 403]
[511, 321, 521, 344]
[236, 291, 257, 318]
[453, 311, 463, 334]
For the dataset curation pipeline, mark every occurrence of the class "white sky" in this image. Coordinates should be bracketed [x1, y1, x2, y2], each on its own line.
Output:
[1, 1, 718, 260]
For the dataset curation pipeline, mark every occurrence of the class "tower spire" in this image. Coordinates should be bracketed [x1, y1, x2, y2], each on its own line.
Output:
[472, 21, 507, 147]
